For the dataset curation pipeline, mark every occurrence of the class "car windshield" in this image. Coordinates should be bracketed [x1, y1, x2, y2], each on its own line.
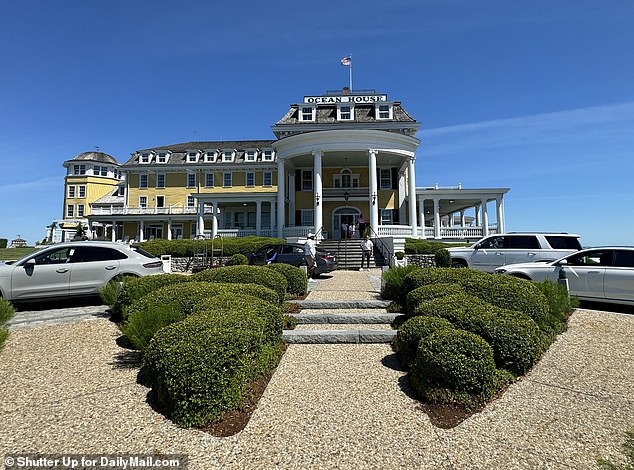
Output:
[132, 247, 158, 259]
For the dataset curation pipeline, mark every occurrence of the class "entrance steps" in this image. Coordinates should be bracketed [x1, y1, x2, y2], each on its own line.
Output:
[282, 299, 404, 344]
[316, 239, 386, 270]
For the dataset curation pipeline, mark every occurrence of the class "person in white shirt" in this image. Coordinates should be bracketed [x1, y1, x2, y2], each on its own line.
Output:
[360, 235, 373, 270]
[304, 233, 317, 277]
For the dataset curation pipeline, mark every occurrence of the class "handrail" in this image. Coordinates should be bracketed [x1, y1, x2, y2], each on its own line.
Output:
[367, 226, 393, 264]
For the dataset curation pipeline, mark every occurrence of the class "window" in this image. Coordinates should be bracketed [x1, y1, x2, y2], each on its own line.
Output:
[117, 186, 125, 197]
[34, 247, 72, 265]
[204, 151, 217, 162]
[223, 172, 232, 187]
[376, 104, 392, 119]
[338, 105, 353, 120]
[205, 172, 214, 187]
[380, 209, 393, 225]
[222, 150, 235, 162]
[66, 205, 74, 218]
[73, 164, 86, 175]
[478, 236, 504, 249]
[156, 173, 165, 188]
[156, 195, 165, 208]
[300, 106, 315, 121]
[614, 250, 634, 268]
[77, 204, 85, 217]
[263, 171, 272, 186]
[68, 186, 76, 198]
[234, 212, 245, 228]
[139, 153, 151, 164]
[301, 209, 314, 227]
[157, 152, 169, 163]
[245, 150, 257, 162]
[71, 246, 127, 262]
[246, 172, 255, 187]
[262, 150, 274, 161]
[545, 236, 582, 250]
[334, 169, 359, 189]
[302, 170, 313, 191]
[139, 174, 148, 189]
[187, 151, 199, 163]
[187, 173, 196, 188]
[78, 185, 86, 198]
[186, 196, 195, 208]
[380, 169, 392, 189]
[506, 236, 540, 249]
[341, 169, 351, 188]
[100, 166, 108, 176]
[139, 196, 148, 208]
[93, 165, 101, 175]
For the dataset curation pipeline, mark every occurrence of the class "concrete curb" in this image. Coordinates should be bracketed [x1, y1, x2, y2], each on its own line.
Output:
[289, 300, 391, 309]
[283, 329, 396, 344]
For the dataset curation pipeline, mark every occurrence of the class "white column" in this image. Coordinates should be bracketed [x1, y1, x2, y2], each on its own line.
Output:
[433, 198, 441, 239]
[167, 219, 172, 240]
[312, 149, 323, 238]
[211, 202, 218, 238]
[460, 210, 466, 227]
[271, 200, 277, 232]
[256, 200, 262, 236]
[496, 195, 505, 234]
[418, 198, 426, 239]
[407, 156, 417, 237]
[368, 149, 379, 236]
[288, 173, 295, 223]
[139, 220, 145, 242]
[277, 159, 285, 238]
[398, 170, 406, 224]
[475, 204, 481, 226]
[111, 221, 116, 242]
[481, 198, 489, 237]
[197, 203, 205, 237]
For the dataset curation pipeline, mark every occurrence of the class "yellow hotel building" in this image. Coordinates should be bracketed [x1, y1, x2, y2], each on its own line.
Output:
[55, 89, 508, 243]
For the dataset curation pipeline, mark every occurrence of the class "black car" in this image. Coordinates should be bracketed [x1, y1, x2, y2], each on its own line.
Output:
[248, 243, 337, 276]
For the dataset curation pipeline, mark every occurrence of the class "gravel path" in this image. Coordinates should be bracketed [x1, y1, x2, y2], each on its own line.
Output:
[1, 270, 633, 469]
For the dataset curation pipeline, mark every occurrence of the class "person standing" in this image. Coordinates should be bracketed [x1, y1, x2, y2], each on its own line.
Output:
[340, 221, 348, 239]
[360, 235, 373, 270]
[348, 222, 356, 239]
[358, 214, 366, 238]
[304, 233, 317, 277]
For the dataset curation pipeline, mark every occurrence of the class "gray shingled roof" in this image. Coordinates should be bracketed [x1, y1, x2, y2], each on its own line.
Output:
[72, 151, 119, 165]
[274, 103, 417, 125]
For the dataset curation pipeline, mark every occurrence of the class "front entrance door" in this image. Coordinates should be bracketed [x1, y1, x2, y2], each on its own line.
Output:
[333, 206, 361, 240]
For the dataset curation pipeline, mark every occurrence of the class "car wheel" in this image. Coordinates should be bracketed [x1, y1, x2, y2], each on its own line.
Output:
[451, 260, 468, 268]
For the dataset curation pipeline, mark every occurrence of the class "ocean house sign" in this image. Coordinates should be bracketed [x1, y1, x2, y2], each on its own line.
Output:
[303, 94, 388, 104]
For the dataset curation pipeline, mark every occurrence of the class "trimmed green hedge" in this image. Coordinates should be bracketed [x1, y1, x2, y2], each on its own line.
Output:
[405, 282, 465, 314]
[138, 236, 285, 257]
[394, 316, 454, 369]
[404, 239, 452, 267]
[381, 265, 421, 306]
[266, 263, 307, 296]
[404, 268, 550, 327]
[410, 329, 499, 406]
[192, 265, 287, 304]
[231, 253, 249, 265]
[0, 298, 15, 351]
[111, 274, 191, 320]
[143, 295, 283, 427]
[0, 238, 7, 249]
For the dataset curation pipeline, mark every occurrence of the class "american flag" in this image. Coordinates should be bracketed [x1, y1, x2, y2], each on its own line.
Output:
[340, 56, 352, 66]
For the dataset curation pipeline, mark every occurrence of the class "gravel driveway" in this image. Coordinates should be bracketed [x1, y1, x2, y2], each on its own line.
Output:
[1, 271, 633, 469]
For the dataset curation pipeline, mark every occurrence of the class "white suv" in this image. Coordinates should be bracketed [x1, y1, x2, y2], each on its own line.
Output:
[447, 233, 582, 273]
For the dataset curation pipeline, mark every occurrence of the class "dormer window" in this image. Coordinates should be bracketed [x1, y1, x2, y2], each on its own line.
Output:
[222, 150, 235, 162]
[337, 105, 354, 121]
[139, 153, 152, 164]
[186, 151, 200, 163]
[204, 150, 217, 163]
[262, 149, 274, 161]
[156, 152, 169, 164]
[376, 103, 393, 120]
[300, 106, 315, 122]
[245, 150, 257, 162]
[72, 164, 86, 175]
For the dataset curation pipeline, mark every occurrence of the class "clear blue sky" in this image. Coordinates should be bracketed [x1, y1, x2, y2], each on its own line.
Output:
[1, 0, 633, 246]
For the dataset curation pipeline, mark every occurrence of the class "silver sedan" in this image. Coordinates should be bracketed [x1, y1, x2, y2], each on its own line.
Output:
[494, 247, 634, 306]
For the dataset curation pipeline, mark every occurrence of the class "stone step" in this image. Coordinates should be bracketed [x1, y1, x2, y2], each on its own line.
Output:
[290, 312, 404, 324]
[289, 299, 391, 310]
[282, 329, 396, 344]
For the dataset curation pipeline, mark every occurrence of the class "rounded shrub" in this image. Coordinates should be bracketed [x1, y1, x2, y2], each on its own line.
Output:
[192, 265, 287, 303]
[410, 329, 498, 405]
[0, 298, 15, 351]
[113, 274, 191, 320]
[413, 292, 494, 335]
[266, 263, 307, 296]
[394, 316, 454, 369]
[193, 294, 283, 346]
[120, 303, 186, 352]
[405, 282, 465, 315]
[144, 313, 282, 428]
[381, 265, 421, 306]
[231, 253, 248, 265]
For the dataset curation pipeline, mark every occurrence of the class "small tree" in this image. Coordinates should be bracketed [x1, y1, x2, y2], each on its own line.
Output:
[73, 223, 86, 240]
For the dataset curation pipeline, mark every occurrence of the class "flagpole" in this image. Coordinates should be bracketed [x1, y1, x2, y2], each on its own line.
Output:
[349, 54, 353, 91]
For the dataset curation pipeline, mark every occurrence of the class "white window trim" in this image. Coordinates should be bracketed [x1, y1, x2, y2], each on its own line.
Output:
[333, 168, 360, 189]
[186, 173, 197, 188]
[156, 152, 170, 164]
[375, 103, 393, 120]
[244, 149, 257, 162]
[139, 153, 152, 164]
[301, 209, 314, 227]
[139, 196, 148, 208]
[67, 186, 76, 198]
[66, 204, 74, 217]
[222, 149, 236, 163]
[246, 171, 255, 187]
[223, 172, 233, 187]
[299, 105, 316, 122]
[78, 185, 86, 198]
[379, 168, 392, 190]
[156, 173, 166, 189]
[186, 195, 195, 208]
[186, 150, 200, 163]
[155, 195, 165, 208]
[337, 104, 354, 121]
[262, 149, 274, 161]
[203, 150, 218, 163]
[205, 172, 215, 188]
[263, 171, 272, 187]
[77, 204, 85, 217]
[139, 174, 148, 189]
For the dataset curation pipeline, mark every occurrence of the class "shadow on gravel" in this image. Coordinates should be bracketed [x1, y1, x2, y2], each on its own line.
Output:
[580, 301, 634, 315]
[381, 352, 406, 372]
